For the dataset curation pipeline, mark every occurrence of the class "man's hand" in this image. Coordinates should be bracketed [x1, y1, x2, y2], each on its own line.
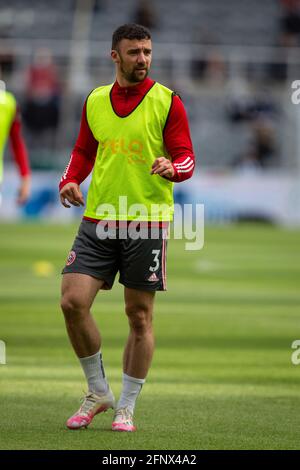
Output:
[150, 157, 175, 179]
[17, 175, 31, 205]
[60, 182, 85, 208]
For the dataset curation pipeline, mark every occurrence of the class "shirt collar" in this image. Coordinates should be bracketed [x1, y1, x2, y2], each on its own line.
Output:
[113, 77, 154, 96]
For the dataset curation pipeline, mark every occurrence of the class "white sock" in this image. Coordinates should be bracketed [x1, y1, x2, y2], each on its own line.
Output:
[117, 373, 145, 414]
[79, 351, 109, 395]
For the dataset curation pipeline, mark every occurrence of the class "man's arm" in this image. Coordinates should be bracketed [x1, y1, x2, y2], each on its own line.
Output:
[59, 100, 98, 208]
[151, 94, 195, 181]
[9, 108, 31, 205]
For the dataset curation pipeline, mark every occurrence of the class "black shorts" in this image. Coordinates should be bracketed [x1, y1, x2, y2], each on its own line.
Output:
[62, 220, 168, 291]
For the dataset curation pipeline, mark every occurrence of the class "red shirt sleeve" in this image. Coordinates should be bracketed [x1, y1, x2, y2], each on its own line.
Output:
[163, 94, 195, 182]
[9, 108, 31, 177]
[59, 100, 98, 191]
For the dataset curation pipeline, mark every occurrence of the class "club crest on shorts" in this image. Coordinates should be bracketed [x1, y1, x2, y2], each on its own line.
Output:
[66, 250, 76, 266]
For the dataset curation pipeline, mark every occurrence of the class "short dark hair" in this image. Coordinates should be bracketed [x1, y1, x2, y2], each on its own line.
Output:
[112, 24, 151, 50]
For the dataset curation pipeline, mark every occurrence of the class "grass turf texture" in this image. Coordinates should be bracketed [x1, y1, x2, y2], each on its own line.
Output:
[0, 222, 300, 450]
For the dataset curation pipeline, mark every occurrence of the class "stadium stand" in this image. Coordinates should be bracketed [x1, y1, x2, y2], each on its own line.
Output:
[0, 0, 299, 171]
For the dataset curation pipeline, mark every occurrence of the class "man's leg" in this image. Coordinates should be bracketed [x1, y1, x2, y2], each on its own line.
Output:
[112, 287, 155, 432]
[61, 273, 115, 429]
[123, 287, 155, 378]
[61, 273, 104, 358]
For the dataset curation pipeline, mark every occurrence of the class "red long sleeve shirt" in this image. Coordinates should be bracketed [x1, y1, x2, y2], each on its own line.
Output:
[9, 108, 30, 177]
[60, 77, 195, 191]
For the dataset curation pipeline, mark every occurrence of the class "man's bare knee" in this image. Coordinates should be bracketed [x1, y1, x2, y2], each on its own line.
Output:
[125, 305, 153, 337]
[61, 294, 88, 320]
[61, 273, 103, 321]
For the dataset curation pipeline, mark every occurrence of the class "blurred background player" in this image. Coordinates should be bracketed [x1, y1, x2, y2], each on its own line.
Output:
[23, 48, 61, 152]
[0, 80, 31, 205]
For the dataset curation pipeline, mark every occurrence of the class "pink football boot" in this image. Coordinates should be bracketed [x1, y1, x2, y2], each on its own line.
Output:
[67, 388, 115, 430]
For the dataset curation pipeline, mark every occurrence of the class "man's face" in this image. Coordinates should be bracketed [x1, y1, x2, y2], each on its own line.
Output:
[112, 38, 152, 84]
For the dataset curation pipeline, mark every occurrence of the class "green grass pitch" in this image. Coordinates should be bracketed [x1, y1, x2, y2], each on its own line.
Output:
[0, 222, 300, 450]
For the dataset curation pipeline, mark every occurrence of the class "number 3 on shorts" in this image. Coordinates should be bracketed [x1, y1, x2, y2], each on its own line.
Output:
[149, 249, 160, 272]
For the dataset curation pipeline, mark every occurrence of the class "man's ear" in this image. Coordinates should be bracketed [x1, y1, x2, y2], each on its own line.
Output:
[111, 50, 120, 64]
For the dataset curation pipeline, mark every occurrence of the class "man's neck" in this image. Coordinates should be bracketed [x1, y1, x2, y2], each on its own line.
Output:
[114, 77, 154, 93]
[116, 77, 142, 88]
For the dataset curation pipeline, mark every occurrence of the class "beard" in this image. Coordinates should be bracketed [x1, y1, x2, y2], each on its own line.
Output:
[120, 58, 149, 83]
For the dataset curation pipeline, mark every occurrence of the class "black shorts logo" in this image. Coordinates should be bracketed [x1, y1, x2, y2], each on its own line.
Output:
[148, 272, 159, 282]
[66, 250, 76, 266]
